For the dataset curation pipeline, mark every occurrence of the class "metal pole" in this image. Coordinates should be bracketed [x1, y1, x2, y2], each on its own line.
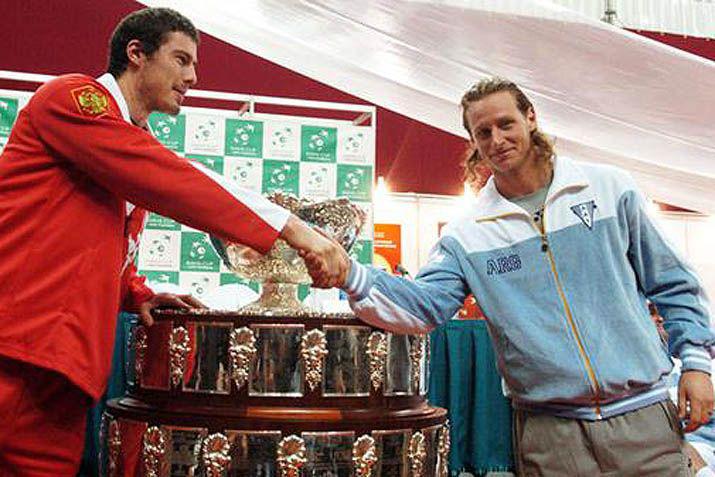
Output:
[602, 0, 618, 25]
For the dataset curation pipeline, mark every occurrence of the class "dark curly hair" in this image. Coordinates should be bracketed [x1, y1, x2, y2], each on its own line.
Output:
[107, 8, 199, 77]
[460, 77, 554, 186]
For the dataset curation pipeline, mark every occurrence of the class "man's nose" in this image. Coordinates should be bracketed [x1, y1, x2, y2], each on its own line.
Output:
[185, 65, 198, 87]
[491, 127, 505, 145]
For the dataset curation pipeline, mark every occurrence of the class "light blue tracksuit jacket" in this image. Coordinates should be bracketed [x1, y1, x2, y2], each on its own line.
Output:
[344, 156, 714, 419]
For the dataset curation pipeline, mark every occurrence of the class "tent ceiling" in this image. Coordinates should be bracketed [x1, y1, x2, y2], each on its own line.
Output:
[142, 0, 715, 213]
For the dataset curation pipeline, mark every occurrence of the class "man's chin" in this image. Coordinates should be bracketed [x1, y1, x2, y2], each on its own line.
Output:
[157, 102, 182, 116]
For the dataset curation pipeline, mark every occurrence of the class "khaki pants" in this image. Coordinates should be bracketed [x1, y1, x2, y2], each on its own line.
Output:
[514, 400, 693, 476]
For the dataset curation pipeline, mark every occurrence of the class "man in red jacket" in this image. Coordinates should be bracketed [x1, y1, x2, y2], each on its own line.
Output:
[0, 7, 345, 475]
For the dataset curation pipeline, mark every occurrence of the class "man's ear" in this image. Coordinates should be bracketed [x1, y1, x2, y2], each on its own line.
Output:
[125, 39, 145, 69]
[526, 107, 537, 132]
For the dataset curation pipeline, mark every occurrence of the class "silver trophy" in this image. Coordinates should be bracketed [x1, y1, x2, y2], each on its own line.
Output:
[210, 192, 366, 314]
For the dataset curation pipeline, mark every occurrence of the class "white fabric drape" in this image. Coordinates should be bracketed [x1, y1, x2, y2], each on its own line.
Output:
[141, 0, 715, 213]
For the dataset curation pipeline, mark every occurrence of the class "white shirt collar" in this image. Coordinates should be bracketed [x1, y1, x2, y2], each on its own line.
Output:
[96, 73, 131, 124]
[97, 73, 136, 216]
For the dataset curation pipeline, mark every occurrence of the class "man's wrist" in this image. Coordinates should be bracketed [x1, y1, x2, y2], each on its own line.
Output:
[681, 344, 713, 375]
[279, 214, 302, 244]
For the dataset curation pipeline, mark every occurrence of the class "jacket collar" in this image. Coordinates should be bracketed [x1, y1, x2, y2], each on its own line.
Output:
[96, 73, 131, 124]
[472, 156, 589, 222]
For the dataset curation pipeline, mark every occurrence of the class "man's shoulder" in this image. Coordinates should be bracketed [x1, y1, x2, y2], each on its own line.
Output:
[31, 74, 118, 119]
[563, 156, 635, 192]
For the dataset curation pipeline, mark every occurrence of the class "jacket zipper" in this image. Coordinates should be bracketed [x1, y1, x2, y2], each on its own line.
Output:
[536, 211, 603, 418]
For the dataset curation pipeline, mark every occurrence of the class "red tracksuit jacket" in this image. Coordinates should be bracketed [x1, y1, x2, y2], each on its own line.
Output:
[0, 74, 289, 400]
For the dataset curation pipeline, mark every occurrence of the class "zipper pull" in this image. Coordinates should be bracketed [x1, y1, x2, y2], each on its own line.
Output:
[541, 235, 549, 252]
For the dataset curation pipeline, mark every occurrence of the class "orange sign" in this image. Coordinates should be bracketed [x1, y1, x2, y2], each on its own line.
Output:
[374, 223, 402, 274]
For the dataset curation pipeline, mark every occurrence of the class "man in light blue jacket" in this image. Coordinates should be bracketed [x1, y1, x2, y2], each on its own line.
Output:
[305, 77, 714, 476]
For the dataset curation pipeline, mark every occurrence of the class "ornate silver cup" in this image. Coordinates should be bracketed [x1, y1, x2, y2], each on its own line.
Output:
[210, 192, 365, 313]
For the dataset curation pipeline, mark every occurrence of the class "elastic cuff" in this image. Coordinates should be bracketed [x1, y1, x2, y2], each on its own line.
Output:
[680, 344, 712, 374]
[342, 259, 369, 299]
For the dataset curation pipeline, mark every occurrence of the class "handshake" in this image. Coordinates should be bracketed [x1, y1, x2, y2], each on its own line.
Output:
[280, 215, 352, 289]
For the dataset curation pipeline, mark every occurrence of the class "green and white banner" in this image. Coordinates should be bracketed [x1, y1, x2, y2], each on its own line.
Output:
[138, 107, 375, 302]
[0, 91, 31, 153]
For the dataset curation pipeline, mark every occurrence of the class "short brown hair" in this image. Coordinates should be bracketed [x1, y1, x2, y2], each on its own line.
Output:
[460, 77, 554, 186]
[108, 8, 199, 77]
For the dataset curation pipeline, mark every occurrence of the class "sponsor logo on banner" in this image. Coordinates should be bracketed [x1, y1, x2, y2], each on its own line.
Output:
[0, 97, 19, 136]
[140, 270, 180, 285]
[337, 165, 372, 201]
[301, 125, 337, 162]
[186, 114, 225, 155]
[262, 160, 300, 195]
[186, 154, 224, 175]
[179, 272, 219, 299]
[338, 128, 372, 164]
[299, 162, 336, 199]
[180, 232, 220, 272]
[225, 119, 263, 157]
[264, 122, 299, 160]
[225, 157, 262, 192]
[139, 230, 180, 271]
[148, 113, 186, 152]
[146, 212, 181, 231]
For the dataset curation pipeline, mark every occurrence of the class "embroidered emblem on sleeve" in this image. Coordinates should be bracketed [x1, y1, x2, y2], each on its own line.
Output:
[570, 200, 597, 230]
[70, 85, 110, 117]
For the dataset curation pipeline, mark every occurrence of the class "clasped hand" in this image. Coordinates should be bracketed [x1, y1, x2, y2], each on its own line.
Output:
[280, 215, 351, 289]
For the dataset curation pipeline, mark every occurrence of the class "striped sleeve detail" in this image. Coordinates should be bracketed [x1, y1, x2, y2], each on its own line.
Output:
[680, 345, 713, 374]
[187, 161, 290, 234]
[344, 259, 371, 300]
[351, 289, 433, 334]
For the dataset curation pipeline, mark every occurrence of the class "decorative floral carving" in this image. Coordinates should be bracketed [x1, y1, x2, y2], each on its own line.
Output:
[300, 329, 328, 391]
[169, 326, 191, 388]
[277, 434, 307, 477]
[366, 332, 387, 391]
[437, 421, 451, 477]
[134, 325, 148, 383]
[202, 432, 232, 477]
[229, 327, 257, 390]
[107, 417, 121, 477]
[142, 426, 167, 477]
[352, 434, 379, 477]
[408, 431, 427, 477]
[409, 336, 425, 393]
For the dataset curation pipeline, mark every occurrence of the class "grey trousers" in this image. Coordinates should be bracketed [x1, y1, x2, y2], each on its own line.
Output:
[514, 400, 693, 476]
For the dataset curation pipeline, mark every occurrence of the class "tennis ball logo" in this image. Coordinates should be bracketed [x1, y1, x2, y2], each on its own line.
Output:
[231, 123, 256, 147]
[230, 161, 255, 184]
[343, 168, 366, 191]
[308, 167, 328, 189]
[308, 129, 330, 152]
[190, 277, 211, 297]
[194, 119, 217, 142]
[270, 164, 292, 186]
[148, 234, 172, 260]
[344, 133, 365, 154]
[189, 238, 209, 260]
[154, 116, 179, 141]
[271, 126, 294, 149]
